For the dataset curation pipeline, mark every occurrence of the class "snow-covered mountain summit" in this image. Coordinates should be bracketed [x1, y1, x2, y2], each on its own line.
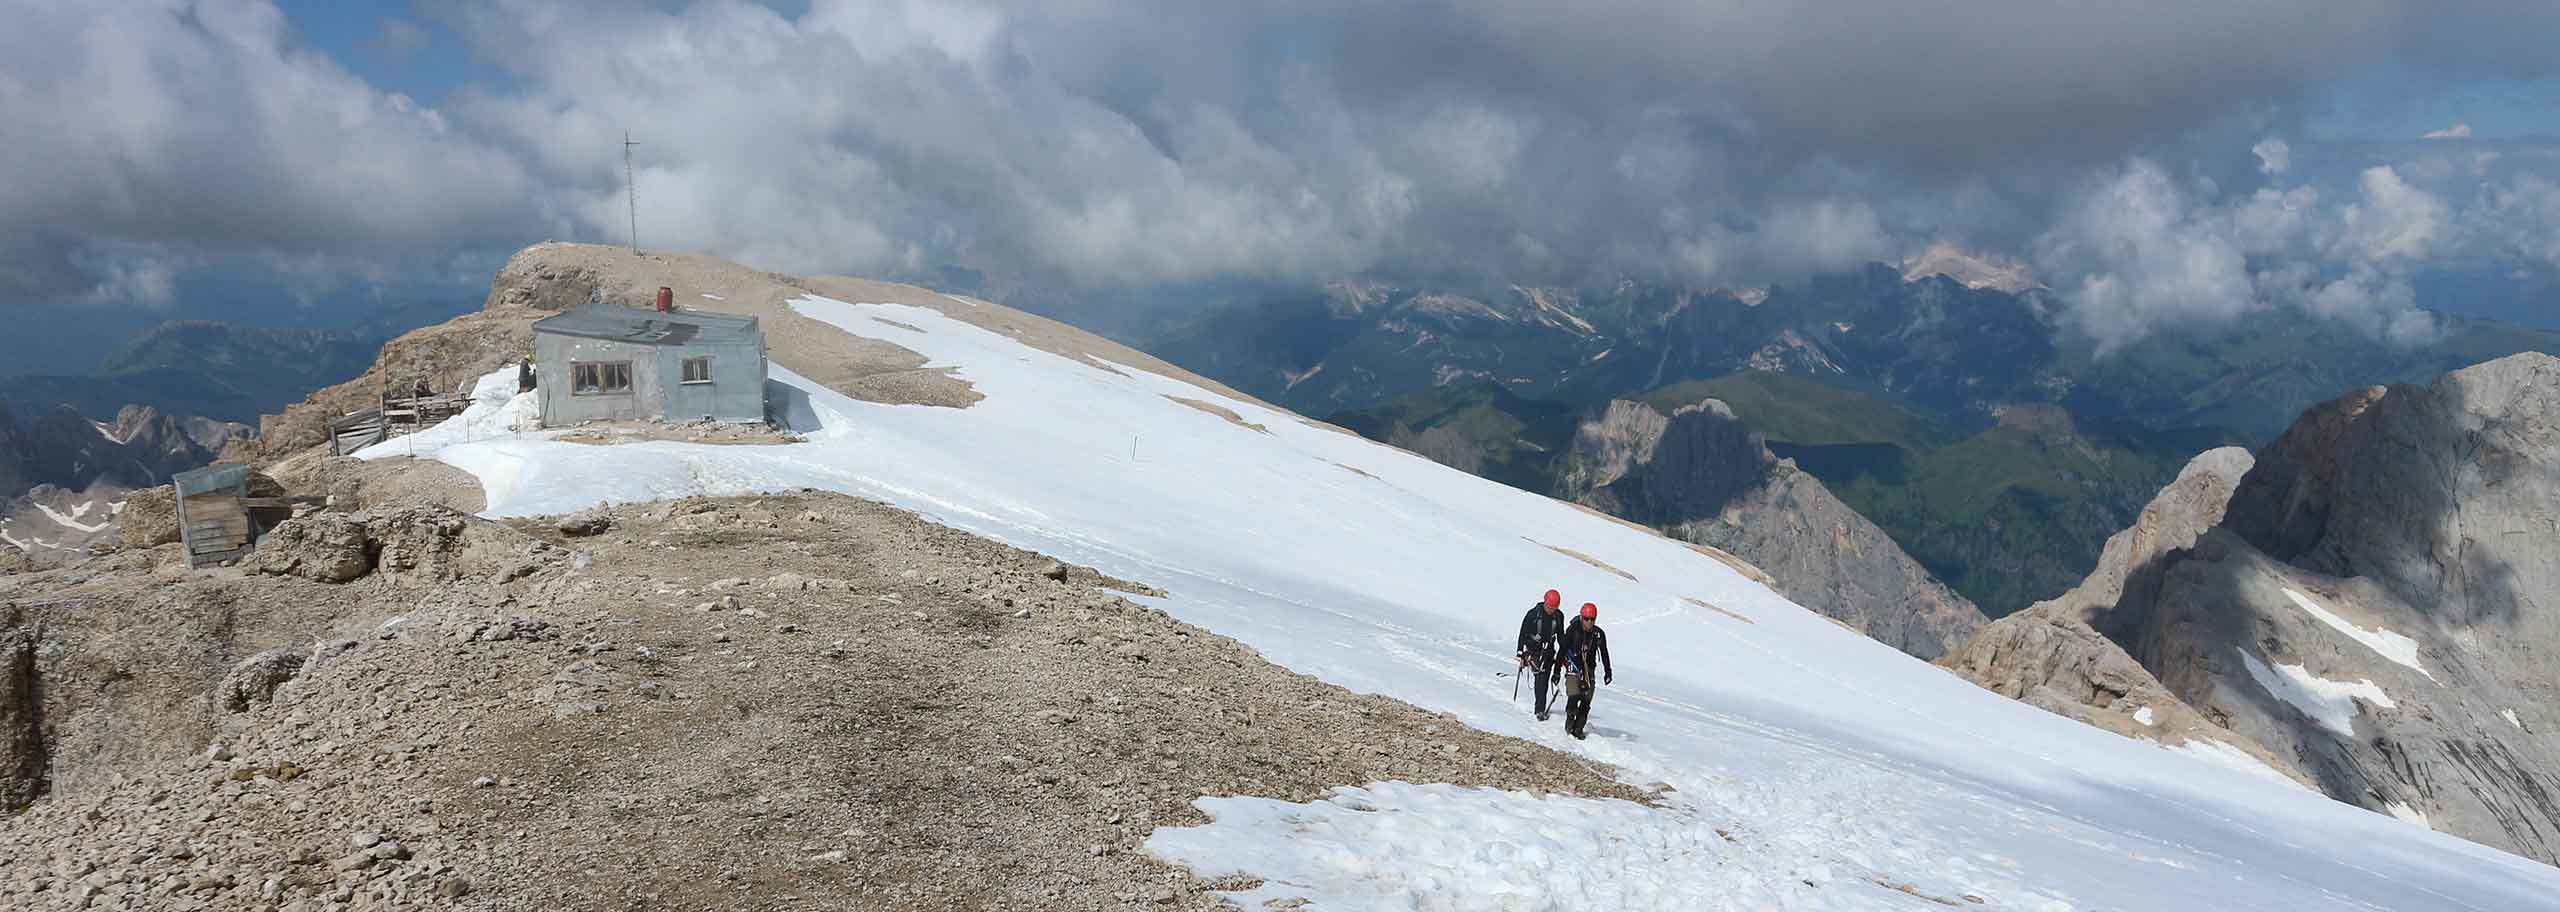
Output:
[374, 249, 2560, 909]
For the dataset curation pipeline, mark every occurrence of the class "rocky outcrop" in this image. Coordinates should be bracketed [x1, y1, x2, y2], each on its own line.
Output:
[257, 506, 552, 585]
[216, 647, 306, 713]
[1968, 353, 2560, 864]
[1559, 398, 1986, 659]
[255, 513, 375, 583]
[1940, 600, 2312, 786]
[115, 485, 178, 549]
[1945, 447, 2305, 783]
[483, 242, 617, 312]
[2041, 447, 2256, 635]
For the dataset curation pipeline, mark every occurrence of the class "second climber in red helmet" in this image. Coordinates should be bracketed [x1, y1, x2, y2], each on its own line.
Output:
[1515, 589, 1568, 721]
[1558, 602, 1614, 740]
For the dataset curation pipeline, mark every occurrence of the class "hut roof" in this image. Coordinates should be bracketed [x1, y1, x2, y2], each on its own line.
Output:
[533, 304, 760, 347]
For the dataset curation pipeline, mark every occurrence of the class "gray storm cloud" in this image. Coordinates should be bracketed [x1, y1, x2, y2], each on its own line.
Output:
[5, 0, 2558, 347]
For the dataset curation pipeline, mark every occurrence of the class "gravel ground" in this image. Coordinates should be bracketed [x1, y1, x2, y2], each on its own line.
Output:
[2, 490, 1648, 911]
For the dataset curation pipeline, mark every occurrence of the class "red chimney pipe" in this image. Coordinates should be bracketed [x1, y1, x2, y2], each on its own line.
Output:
[655, 286, 673, 313]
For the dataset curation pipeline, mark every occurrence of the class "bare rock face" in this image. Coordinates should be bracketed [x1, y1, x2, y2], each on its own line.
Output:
[485, 242, 611, 312]
[2049, 447, 2255, 630]
[1559, 397, 1986, 659]
[116, 485, 179, 550]
[1990, 353, 2560, 864]
[367, 505, 543, 584]
[257, 506, 546, 585]
[1940, 601, 2311, 787]
[256, 512, 374, 583]
[1941, 446, 2307, 785]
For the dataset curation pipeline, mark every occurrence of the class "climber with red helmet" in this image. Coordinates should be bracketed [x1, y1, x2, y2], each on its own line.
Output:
[1515, 589, 1569, 721]
[1557, 602, 1614, 740]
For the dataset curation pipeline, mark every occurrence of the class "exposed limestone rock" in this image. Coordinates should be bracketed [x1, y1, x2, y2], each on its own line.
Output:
[1947, 447, 2299, 779]
[366, 505, 544, 584]
[484, 243, 613, 312]
[2043, 446, 2255, 635]
[217, 647, 306, 713]
[1558, 397, 1985, 659]
[255, 512, 373, 583]
[256, 506, 546, 585]
[1940, 600, 2311, 787]
[556, 506, 614, 537]
[1984, 353, 2560, 863]
[116, 485, 179, 550]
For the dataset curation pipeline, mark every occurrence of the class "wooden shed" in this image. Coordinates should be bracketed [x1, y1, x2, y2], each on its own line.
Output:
[171, 465, 319, 569]
[173, 464, 259, 568]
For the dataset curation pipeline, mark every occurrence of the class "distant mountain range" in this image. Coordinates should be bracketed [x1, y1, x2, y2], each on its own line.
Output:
[1119, 264, 2560, 616]
[0, 300, 474, 563]
[4, 322, 392, 426]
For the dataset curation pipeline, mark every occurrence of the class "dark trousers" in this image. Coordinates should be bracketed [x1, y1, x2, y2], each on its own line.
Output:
[1564, 669, 1594, 734]
[1528, 652, 1558, 714]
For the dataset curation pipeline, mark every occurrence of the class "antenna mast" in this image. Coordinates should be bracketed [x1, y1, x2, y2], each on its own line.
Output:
[623, 131, 640, 255]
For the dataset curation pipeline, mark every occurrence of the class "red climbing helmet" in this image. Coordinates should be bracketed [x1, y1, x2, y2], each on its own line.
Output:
[1580, 603, 1598, 620]
[1544, 589, 1562, 609]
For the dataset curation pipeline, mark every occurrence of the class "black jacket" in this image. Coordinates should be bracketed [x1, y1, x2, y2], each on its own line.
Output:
[1516, 604, 1565, 658]
[1558, 621, 1611, 678]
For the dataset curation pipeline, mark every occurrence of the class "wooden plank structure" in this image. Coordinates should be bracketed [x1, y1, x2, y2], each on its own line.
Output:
[327, 408, 387, 456]
[172, 465, 328, 568]
[173, 464, 257, 569]
[325, 377, 472, 456]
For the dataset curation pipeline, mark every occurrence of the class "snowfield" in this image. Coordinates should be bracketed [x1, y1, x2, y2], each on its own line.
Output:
[390, 295, 2560, 910]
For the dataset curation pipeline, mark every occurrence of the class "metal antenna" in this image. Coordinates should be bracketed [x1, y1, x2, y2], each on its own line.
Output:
[623, 131, 640, 255]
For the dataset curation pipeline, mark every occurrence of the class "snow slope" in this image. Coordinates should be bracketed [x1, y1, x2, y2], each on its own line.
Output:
[396, 295, 2560, 910]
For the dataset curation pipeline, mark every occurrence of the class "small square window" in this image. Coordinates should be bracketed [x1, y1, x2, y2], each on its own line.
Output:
[681, 356, 714, 384]
[572, 361, 632, 395]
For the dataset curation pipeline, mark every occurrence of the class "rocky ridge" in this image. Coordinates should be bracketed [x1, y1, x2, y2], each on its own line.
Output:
[1941, 447, 2307, 784]
[1951, 353, 2560, 864]
[1557, 397, 1986, 659]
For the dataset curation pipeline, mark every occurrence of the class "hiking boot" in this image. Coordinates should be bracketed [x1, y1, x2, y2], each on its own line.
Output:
[1536, 710, 1550, 721]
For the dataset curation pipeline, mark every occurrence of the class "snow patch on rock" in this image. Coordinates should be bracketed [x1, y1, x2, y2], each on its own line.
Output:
[2240, 650, 2396, 737]
[34, 501, 111, 533]
[2281, 588, 2434, 682]
[2133, 706, 2156, 727]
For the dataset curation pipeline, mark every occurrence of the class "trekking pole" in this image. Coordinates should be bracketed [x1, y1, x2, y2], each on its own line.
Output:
[1512, 659, 1523, 703]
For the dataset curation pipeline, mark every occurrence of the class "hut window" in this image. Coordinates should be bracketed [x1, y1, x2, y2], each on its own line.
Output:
[681, 356, 714, 384]
[572, 361, 632, 395]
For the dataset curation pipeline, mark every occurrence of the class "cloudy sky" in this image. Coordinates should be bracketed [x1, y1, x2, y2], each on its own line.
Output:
[7, 0, 2560, 367]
